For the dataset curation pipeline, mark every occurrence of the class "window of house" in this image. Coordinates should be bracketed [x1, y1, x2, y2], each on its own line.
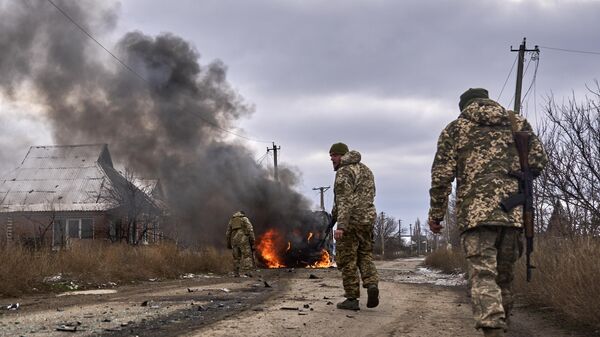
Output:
[67, 219, 79, 238]
[53, 219, 66, 246]
[81, 219, 93, 238]
[65, 218, 94, 239]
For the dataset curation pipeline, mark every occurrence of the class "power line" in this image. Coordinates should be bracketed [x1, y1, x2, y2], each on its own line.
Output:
[45, 0, 148, 84]
[521, 55, 540, 107]
[508, 54, 533, 109]
[498, 54, 518, 101]
[540, 46, 600, 56]
[45, 0, 273, 144]
[256, 152, 268, 166]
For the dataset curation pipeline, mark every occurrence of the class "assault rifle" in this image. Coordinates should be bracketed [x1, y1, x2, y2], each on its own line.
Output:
[500, 131, 536, 282]
[316, 215, 336, 250]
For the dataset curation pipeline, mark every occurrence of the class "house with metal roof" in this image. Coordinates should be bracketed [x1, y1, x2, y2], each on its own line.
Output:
[0, 144, 165, 248]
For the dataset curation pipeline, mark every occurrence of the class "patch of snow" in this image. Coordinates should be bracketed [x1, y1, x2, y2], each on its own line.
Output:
[56, 289, 117, 297]
[393, 267, 466, 287]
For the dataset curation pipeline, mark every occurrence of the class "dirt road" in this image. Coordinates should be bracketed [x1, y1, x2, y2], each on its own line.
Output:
[0, 258, 591, 337]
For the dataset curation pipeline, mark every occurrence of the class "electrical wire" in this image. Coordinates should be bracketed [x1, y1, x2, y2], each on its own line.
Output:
[521, 54, 539, 107]
[45, 0, 273, 144]
[498, 54, 518, 102]
[540, 46, 600, 56]
[533, 68, 538, 124]
[521, 50, 541, 118]
[256, 152, 268, 166]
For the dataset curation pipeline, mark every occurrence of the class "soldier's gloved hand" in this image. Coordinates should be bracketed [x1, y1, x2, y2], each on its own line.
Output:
[428, 219, 444, 234]
[334, 229, 344, 240]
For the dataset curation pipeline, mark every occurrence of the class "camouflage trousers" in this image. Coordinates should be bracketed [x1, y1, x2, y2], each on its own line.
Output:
[461, 226, 522, 330]
[336, 225, 379, 299]
[231, 233, 254, 275]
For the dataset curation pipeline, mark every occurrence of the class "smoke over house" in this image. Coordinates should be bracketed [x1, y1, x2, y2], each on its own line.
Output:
[0, 0, 314, 246]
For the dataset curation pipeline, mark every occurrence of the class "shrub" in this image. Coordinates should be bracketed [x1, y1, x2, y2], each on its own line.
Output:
[0, 242, 232, 297]
[426, 236, 600, 330]
[424, 247, 467, 274]
[513, 236, 600, 329]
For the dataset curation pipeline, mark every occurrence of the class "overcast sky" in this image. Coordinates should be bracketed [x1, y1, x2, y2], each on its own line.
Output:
[1, 0, 600, 230]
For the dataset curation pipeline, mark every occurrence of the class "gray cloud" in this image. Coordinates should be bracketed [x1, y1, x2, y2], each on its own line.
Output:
[2, 0, 600, 231]
[0, 0, 321, 247]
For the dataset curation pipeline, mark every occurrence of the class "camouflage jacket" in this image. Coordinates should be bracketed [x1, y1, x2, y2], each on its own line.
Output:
[226, 211, 255, 247]
[332, 150, 377, 230]
[428, 98, 547, 231]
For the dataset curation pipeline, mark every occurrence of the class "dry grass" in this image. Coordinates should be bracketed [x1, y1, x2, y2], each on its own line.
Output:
[513, 236, 600, 329]
[424, 247, 467, 274]
[425, 236, 600, 330]
[0, 242, 232, 297]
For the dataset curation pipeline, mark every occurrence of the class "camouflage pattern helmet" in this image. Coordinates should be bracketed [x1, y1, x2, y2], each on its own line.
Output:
[459, 88, 489, 111]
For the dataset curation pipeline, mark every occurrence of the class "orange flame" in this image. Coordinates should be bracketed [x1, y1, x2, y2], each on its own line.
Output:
[307, 232, 313, 242]
[308, 249, 332, 268]
[256, 229, 285, 268]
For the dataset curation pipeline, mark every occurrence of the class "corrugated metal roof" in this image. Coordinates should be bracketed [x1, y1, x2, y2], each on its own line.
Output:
[20, 144, 113, 168]
[0, 144, 120, 213]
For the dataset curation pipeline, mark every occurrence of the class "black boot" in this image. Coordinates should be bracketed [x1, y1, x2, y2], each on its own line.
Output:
[482, 328, 505, 337]
[366, 284, 379, 308]
[336, 298, 359, 311]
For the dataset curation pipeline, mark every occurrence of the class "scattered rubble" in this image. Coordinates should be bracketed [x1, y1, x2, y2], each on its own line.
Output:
[43, 274, 63, 283]
[280, 307, 299, 311]
[6, 303, 19, 310]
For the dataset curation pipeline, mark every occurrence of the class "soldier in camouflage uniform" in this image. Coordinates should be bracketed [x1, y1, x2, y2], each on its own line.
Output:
[226, 211, 256, 277]
[428, 88, 547, 337]
[330, 142, 379, 311]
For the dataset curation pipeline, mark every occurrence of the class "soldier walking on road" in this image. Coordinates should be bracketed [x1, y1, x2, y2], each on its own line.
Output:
[329, 142, 379, 311]
[427, 88, 547, 337]
[226, 211, 256, 277]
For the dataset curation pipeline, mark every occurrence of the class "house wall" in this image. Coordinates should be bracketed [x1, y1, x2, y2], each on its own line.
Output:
[0, 211, 167, 248]
[0, 211, 111, 248]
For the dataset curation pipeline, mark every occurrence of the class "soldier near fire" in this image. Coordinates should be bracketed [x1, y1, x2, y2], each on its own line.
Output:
[329, 142, 379, 311]
[428, 88, 547, 337]
[226, 211, 256, 277]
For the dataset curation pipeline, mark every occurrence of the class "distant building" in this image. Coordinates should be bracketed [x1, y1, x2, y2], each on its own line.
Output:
[0, 144, 167, 248]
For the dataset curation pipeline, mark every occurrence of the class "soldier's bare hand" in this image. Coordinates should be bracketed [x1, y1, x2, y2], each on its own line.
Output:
[334, 229, 344, 240]
[428, 220, 444, 234]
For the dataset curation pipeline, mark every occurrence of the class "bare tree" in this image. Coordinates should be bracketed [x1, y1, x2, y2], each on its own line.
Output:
[537, 83, 600, 236]
[97, 167, 163, 245]
[373, 212, 399, 257]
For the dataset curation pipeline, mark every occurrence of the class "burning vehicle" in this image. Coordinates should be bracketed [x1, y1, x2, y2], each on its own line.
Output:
[255, 210, 334, 268]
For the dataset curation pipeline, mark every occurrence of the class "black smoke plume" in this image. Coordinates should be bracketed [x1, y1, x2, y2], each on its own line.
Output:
[0, 0, 318, 247]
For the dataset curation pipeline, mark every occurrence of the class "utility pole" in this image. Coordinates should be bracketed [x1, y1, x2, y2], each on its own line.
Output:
[312, 186, 330, 211]
[417, 221, 421, 256]
[398, 219, 402, 257]
[409, 223, 413, 256]
[267, 142, 281, 182]
[511, 37, 539, 114]
[398, 219, 402, 237]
